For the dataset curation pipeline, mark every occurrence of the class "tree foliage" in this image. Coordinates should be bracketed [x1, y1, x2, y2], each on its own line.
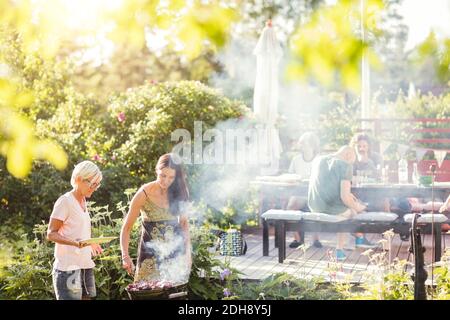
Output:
[0, 0, 239, 178]
[1, 79, 247, 227]
[288, 0, 384, 92]
[1, 0, 447, 179]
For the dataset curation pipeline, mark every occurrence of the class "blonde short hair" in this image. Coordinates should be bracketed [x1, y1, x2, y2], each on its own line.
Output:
[70, 161, 102, 188]
[298, 132, 320, 155]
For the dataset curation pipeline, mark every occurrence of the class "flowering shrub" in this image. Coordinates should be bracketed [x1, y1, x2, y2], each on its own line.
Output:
[332, 231, 450, 300]
[229, 273, 342, 300]
[1, 80, 247, 228]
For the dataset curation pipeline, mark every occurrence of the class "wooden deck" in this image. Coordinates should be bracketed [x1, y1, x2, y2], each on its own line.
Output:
[216, 228, 450, 284]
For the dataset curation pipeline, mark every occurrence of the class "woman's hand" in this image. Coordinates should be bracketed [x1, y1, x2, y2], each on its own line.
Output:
[354, 200, 366, 213]
[122, 256, 135, 275]
[90, 244, 103, 256]
[186, 251, 192, 270]
[74, 239, 89, 248]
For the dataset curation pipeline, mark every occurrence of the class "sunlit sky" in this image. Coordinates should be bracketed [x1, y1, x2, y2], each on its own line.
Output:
[399, 0, 450, 50]
[53, 0, 449, 47]
[323, 0, 449, 50]
[38, 0, 449, 63]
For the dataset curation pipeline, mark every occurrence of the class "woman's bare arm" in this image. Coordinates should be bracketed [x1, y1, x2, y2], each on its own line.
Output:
[120, 190, 144, 259]
[120, 189, 145, 275]
[47, 218, 81, 247]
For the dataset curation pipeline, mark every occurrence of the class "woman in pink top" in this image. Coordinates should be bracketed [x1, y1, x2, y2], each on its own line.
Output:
[47, 161, 103, 300]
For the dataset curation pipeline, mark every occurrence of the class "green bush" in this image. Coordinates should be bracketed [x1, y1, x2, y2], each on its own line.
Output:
[384, 91, 450, 153]
[187, 224, 237, 300]
[106, 81, 247, 175]
[0, 87, 106, 227]
[101, 80, 247, 220]
[0, 161, 71, 230]
[200, 188, 259, 230]
[317, 92, 360, 149]
[1, 80, 247, 228]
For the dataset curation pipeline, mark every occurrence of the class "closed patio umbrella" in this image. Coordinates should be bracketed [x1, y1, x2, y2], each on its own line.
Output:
[253, 20, 283, 174]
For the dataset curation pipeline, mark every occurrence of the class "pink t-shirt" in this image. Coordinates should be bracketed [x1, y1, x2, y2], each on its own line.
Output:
[50, 192, 95, 271]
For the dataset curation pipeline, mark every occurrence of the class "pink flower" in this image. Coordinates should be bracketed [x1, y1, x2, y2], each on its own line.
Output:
[92, 154, 102, 162]
[117, 112, 126, 122]
[111, 154, 116, 161]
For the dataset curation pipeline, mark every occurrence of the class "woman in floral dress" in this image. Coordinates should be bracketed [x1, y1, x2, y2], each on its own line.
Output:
[120, 153, 191, 284]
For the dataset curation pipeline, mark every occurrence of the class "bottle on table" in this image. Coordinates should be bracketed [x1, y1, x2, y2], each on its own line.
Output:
[376, 164, 382, 182]
[398, 158, 408, 184]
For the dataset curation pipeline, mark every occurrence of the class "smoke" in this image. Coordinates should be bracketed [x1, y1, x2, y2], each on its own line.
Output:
[210, 37, 257, 104]
[182, 118, 260, 223]
[144, 232, 190, 284]
[210, 36, 327, 136]
[177, 37, 331, 226]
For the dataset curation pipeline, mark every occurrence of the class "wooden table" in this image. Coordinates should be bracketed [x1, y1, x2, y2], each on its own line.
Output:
[252, 180, 450, 216]
[352, 183, 450, 202]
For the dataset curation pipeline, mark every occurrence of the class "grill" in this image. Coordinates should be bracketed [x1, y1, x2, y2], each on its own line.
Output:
[126, 282, 188, 300]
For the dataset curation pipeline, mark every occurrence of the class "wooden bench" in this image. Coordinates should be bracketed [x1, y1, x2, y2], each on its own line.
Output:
[261, 209, 447, 263]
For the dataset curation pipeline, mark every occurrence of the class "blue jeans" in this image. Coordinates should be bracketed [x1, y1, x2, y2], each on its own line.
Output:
[52, 268, 96, 300]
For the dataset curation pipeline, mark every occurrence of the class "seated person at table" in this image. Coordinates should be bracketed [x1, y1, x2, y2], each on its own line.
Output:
[350, 133, 383, 180]
[350, 133, 411, 215]
[308, 146, 374, 261]
[286, 132, 322, 248]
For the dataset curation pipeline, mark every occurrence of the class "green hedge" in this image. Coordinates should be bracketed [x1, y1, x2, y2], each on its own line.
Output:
[1, 81, 247, 228]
